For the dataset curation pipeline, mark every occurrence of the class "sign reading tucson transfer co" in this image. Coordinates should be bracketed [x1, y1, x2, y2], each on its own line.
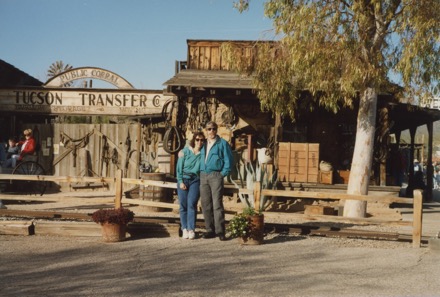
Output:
[0, 67, 172, 116]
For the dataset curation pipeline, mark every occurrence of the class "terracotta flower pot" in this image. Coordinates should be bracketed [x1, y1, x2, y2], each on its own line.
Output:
[100, 222, 127, 242]
[239, 214, 264, 245]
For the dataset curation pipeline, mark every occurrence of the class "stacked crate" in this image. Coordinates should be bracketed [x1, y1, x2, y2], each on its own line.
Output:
[278, 143, 319, 183]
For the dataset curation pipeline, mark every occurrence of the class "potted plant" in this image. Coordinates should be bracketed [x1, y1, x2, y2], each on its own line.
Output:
[227, 206, 264, 245]
[228, 157, 275, 245]
[91, 208, 135, 242]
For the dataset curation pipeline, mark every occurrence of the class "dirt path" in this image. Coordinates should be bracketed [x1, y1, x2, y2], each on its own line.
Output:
[2, 190, 440, 296]
[1, 232, 439, 297]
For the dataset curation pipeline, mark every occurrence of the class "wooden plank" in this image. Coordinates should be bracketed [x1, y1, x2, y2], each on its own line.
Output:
[128, 222, 179, 238]
[0, 209, 91, 220]
[0, 220, 34, 235]
[0, 173, 115, 183]
[261, 189, 414, 204]
[263, 211, 412, 226]
[34, 221, 101, 237]
[0, 194, 114, 204]
[121, 198, 179, 210]
[30, 220, 179, 238]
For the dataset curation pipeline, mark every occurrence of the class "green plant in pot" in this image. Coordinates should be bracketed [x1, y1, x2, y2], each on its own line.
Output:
[227, 206, 264, 245]
[228, 157, 276, 245]
[92, 208, 135, 242]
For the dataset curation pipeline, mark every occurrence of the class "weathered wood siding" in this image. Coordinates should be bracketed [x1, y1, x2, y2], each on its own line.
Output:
[52, 123, 141, 191]
[187, 40, 259, 71]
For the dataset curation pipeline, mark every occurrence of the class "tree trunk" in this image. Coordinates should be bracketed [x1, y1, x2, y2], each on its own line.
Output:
[343, 87, 378, 218]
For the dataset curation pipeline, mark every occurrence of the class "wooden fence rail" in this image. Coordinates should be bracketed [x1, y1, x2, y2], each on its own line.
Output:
[0, 171, 423, 247]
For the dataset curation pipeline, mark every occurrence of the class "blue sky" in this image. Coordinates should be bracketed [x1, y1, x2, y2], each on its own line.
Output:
[1, 0, 274, 89]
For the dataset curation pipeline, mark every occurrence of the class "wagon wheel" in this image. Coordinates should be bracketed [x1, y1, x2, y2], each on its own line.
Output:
[12, 161, 47, 196]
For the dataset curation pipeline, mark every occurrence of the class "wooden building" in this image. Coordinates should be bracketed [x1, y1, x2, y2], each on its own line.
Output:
[0, 62, 175, 193]
[164, 39, 440, 201]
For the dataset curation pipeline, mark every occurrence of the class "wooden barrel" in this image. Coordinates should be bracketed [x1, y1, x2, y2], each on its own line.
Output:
[139, 173, 170, 212]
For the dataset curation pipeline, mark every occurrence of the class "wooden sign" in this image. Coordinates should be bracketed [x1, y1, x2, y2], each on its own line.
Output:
[0, 87, 172, 116]
[44, 67, 134, 89]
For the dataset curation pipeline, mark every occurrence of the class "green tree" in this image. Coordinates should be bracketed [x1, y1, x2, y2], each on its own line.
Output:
[47, 60, 73, 87]
[231, 0, 439, 217]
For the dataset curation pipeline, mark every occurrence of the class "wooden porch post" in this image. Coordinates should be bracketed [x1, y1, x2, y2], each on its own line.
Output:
[115, 169, 123, 209]
[378, 107, 390, 186]
[412, 189, 423, 248]
[426, 121, 434, 202]
[274, 113, 282, 170]
[170, 97, 178, 177]
[409, 127, 417, 183]
[253, 181, 261, 212]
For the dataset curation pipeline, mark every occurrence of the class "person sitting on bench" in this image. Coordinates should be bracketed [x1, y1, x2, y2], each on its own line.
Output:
[2, 129, 36, 168]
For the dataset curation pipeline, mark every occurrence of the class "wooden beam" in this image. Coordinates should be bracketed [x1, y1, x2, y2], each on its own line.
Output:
[0, 173, 115, 183]
[0, 194, 114, 204]
[254, 181, 261, 211]
[121, 198, 179, 210]
[261, 189, 413, 204]
[426, 121, 434, 201]
[263, 211, 412, 226]
[34, 221, 101, 237]
[0, 220, 34, 235]
[412, 189, 423, 248]
[115, 169, 123, 209]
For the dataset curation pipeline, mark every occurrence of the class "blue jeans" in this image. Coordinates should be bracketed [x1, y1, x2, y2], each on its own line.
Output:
[177, 177, 200, 231]
[2, 155, 19, 168]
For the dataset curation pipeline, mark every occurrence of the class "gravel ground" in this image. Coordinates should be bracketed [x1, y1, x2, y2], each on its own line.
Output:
[1, 232, 439, 297]
[1, 191, 440, 296]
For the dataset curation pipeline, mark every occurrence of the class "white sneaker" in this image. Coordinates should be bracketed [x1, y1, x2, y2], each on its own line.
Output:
[188, 230, 195, 240]
[182, 229, 189, 239]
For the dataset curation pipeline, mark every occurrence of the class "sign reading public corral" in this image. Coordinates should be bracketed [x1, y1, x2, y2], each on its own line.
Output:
[44, 67, 135, 89]
[0, 87, 172, 116]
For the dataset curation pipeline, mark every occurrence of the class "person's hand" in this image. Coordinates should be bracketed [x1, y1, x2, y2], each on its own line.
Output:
[179, 182, 187, 190]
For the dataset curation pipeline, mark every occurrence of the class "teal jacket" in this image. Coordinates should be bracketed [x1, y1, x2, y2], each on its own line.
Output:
[200, 136, 233, 177]
[176, 145, 202, 185]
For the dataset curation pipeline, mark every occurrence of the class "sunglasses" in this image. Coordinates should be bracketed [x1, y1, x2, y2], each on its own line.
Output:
[206, 127, 217, 131]
[195, 138, 204, 142]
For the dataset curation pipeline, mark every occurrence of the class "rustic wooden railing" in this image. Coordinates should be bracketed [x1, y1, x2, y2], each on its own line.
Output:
[0, 170, 423, 247]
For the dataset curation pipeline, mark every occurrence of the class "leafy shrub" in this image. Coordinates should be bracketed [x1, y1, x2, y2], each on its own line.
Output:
[227, 213, 250, 238]
[91, 208, 134, 225]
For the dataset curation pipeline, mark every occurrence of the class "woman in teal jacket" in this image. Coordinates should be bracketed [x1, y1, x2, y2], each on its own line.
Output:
[176, 131, 205, 240]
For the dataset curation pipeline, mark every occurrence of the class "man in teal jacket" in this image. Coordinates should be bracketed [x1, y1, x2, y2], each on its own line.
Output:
[200, 121, 233, 241]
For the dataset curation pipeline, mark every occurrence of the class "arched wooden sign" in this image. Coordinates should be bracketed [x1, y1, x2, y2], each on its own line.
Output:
[44, 67, 134, 89]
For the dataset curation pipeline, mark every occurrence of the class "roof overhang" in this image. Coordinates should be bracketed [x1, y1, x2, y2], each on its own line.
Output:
[163, 69, 257, 99]
[388, 102, 440, 133]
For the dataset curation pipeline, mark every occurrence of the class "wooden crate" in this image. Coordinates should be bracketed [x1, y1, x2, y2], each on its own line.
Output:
[319, 170, 333, 185]
[278, 142, 319, 183]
